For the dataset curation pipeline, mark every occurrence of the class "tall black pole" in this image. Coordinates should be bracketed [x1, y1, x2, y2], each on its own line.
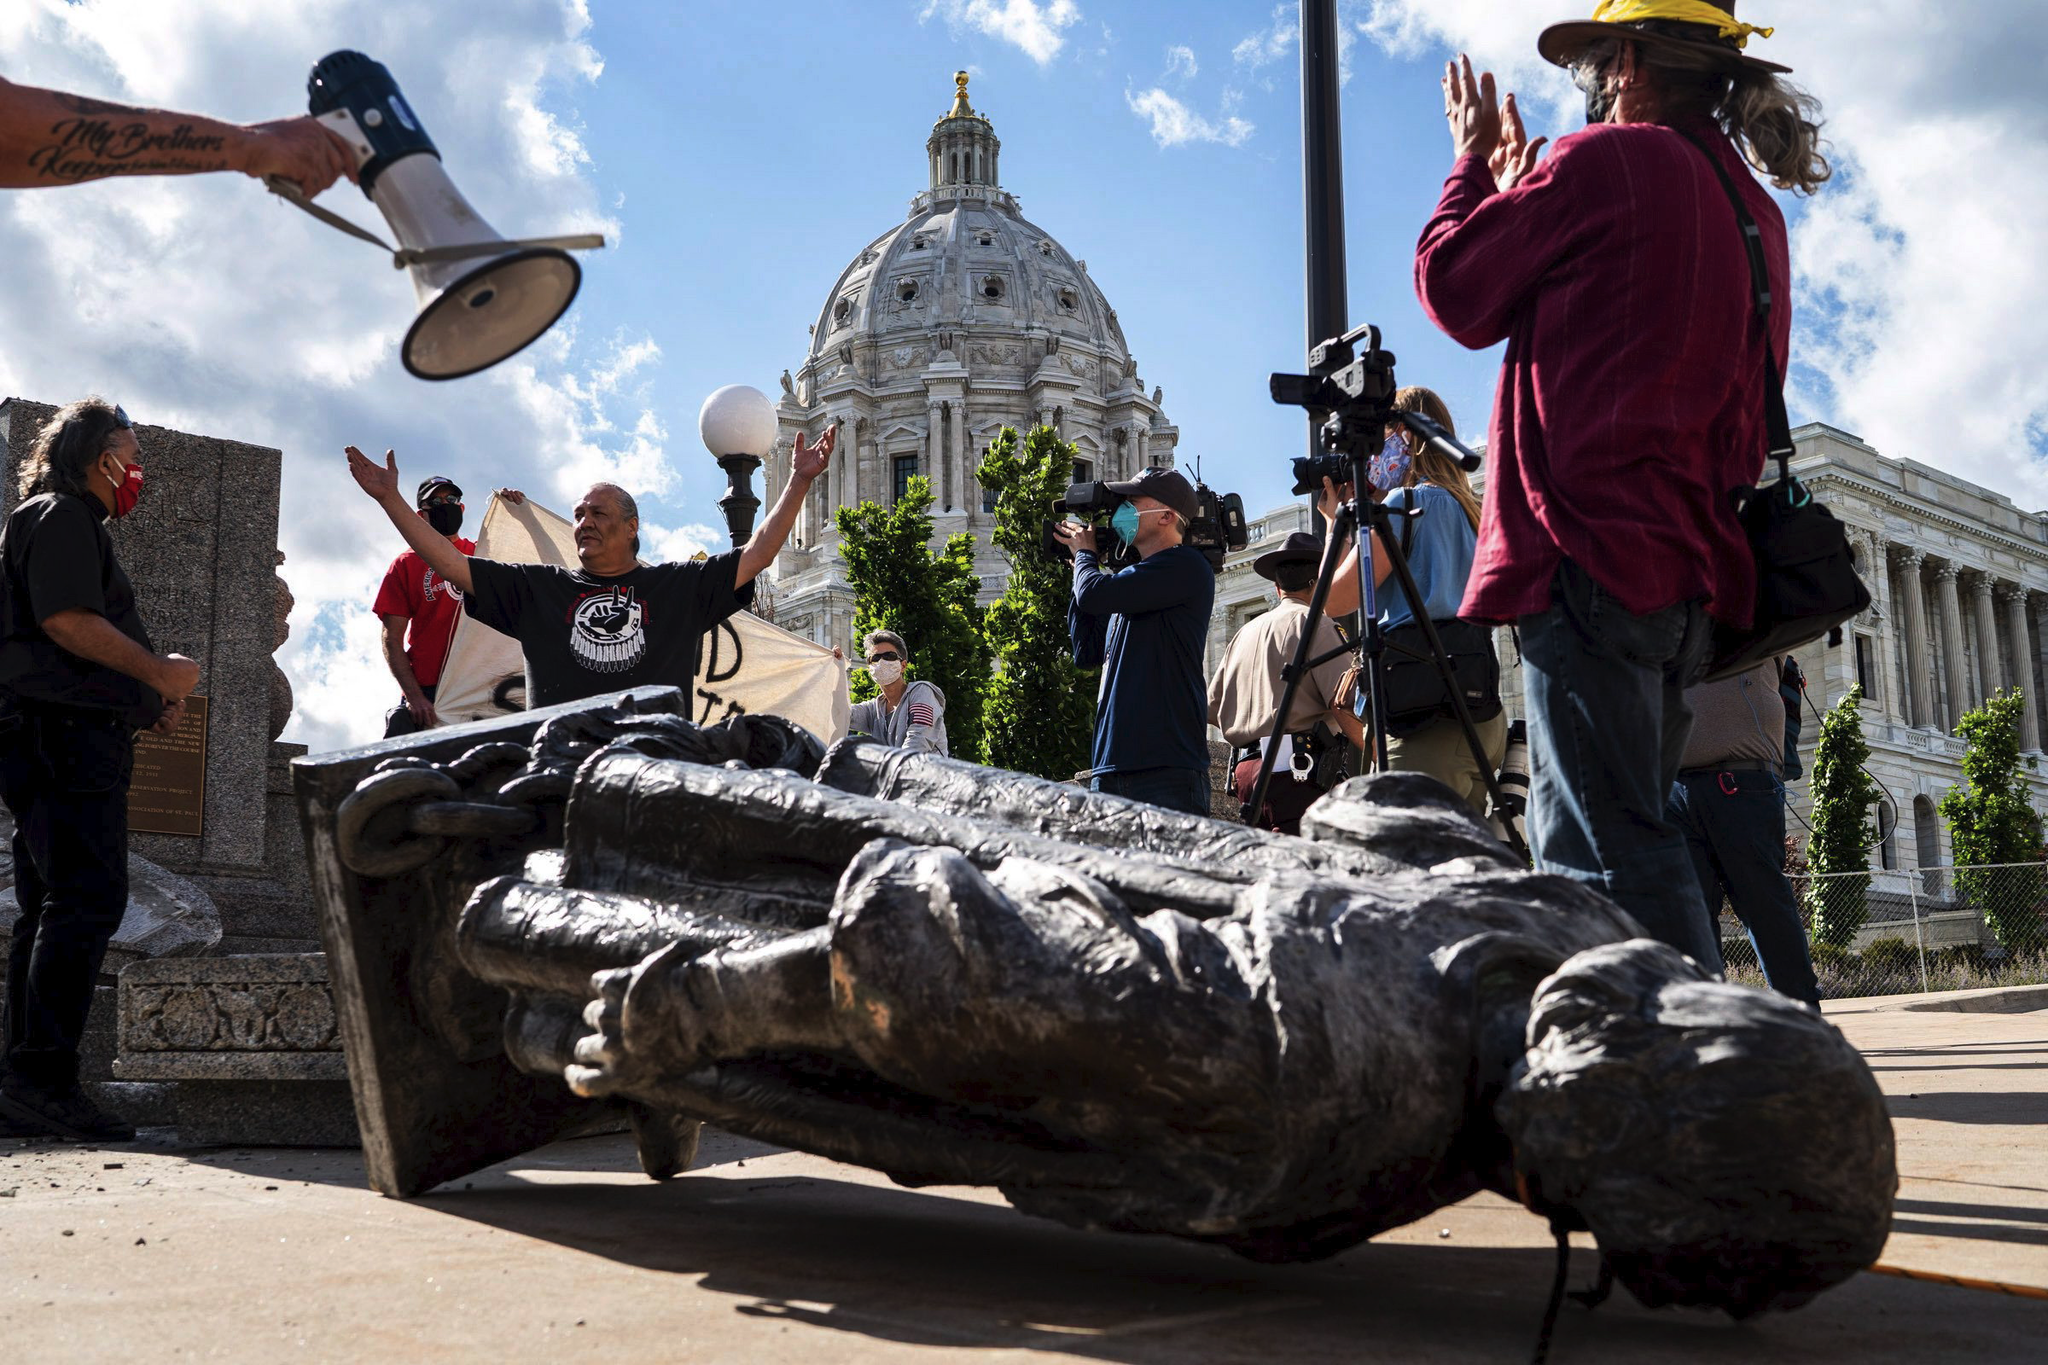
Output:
[1302, 0, 1346, 443]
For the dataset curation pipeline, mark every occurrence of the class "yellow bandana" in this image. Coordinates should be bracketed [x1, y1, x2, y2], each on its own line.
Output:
[1588, 0, 1775, 49]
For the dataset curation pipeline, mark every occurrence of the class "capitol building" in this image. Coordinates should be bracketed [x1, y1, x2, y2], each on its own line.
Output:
[765, 74, 1178, 647]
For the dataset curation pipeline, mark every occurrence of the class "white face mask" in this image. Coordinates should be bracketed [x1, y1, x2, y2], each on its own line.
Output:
[869, 659, 904, 687]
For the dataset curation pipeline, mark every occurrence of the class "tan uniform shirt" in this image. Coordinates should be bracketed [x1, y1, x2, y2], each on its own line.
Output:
[1207, 599, 1352, 748]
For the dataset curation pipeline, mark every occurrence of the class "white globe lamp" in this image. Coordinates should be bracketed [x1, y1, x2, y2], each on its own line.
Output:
[699, 384, 778, 546]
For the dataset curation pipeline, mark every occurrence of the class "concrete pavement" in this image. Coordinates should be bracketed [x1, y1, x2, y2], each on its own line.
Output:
[1, 993, 2041, 1363]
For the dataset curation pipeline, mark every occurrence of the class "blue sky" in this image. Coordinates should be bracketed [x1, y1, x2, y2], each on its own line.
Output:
[566, 0, 1522, 518]
[3, 1, 2045, 749]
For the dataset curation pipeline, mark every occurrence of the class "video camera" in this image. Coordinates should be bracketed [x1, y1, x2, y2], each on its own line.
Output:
[1271, 324, 1480, 494]
[1046, 477, 1248, 574]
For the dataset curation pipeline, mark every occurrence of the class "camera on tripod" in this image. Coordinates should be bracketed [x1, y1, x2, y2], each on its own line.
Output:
[1272, 324, 1480, 494]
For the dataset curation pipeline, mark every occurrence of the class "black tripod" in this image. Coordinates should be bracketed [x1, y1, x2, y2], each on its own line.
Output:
[1243, 329, 1523, 859]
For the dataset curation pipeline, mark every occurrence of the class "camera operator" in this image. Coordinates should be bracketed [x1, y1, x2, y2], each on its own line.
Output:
[1209, 532, 1364, 834]
[1415, 4, 1826, 962]
[1053, 468, 1214, 816]
[1314, 387, 1504, 818]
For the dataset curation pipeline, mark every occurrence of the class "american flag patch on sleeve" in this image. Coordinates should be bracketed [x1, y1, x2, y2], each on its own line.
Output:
[908, 701, 935, 729]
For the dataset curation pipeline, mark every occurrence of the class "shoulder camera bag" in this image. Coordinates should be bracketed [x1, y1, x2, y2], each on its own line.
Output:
[1676, 129, 1869, 683]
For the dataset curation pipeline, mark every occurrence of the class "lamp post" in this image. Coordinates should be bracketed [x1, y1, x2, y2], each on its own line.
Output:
[698, 384, 777, 547]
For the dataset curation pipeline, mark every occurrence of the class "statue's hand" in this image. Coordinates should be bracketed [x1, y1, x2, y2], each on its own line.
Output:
[565, 966, 637, 1097]
[564, 940, 712, 1099]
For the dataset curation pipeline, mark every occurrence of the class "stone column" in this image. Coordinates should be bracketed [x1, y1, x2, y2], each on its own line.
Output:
[1933, 563, 1969, 732]
[1972, 573, 2004, 702]
[2002, 584, 2040, 750]
[1891, 548, 1931, 728]
[926, 400, 942, 504]
[1135, 425, 1149, 469]
[951, 400, 970, 523]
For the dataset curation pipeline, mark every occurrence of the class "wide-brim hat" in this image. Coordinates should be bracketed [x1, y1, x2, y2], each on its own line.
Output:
[1539, 1, 1791, 76]
[1253, 530, 1323, 582]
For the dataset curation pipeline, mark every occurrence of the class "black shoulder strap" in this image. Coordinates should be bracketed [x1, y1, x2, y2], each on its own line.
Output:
[1671, 127, 1794, 482]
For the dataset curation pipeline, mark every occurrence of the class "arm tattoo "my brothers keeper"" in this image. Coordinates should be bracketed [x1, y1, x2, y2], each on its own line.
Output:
[28, 115, 229, 181]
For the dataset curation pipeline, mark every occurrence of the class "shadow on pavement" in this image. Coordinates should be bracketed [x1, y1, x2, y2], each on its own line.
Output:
[399, 1152, 2046, 1365]
[1884, 1090, 2048, 1125]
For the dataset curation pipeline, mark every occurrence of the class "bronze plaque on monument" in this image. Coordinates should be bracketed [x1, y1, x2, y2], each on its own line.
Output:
[129, 694, 208, 837]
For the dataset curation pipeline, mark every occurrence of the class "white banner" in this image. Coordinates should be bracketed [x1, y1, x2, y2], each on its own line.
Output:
[433, 493, 848, 743]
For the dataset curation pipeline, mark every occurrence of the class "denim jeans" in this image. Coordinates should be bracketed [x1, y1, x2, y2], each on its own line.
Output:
[1092, 766, 1212, 819]
[0, 701, 134, 1091]
[1669, 770, 1821, 1004]
[1519, 562, 1721, 969]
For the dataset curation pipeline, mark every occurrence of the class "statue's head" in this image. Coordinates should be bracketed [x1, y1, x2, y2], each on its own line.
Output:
[1498, 940, 1896, 1318]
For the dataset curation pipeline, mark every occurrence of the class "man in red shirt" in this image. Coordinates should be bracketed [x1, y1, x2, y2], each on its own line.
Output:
[371, 477, 519, 736]
[1416, 2, 1828, 964]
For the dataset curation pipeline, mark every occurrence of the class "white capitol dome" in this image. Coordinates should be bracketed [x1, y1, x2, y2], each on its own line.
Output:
[767, 73, 1177, 651]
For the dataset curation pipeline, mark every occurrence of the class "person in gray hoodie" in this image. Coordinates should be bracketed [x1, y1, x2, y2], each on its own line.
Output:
[847, 630, 947, 756]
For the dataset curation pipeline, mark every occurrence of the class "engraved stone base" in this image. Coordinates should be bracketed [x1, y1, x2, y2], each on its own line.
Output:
[114, 952, 355, 1146]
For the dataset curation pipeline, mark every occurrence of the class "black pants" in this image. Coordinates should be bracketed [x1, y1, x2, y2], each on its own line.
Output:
[382, 683, 437, 739]
[0, 701, 133, 1090]
[1668, 768, 1821, 1005]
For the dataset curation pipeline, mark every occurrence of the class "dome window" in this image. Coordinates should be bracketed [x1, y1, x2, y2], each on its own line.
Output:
[1036, 239, 1054, 257]
[980, 275, 1007, 302]
[911, 233, 931, 250]
[975, 229, 995, 247]
[897, 279, 920, 304]
[1056, 286, 1078, 312]
[833, 295, 856, 326]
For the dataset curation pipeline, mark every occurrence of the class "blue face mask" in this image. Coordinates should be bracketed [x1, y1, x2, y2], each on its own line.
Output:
[1111, 502, 1142, 546]
[1367, 435, 1412, 492]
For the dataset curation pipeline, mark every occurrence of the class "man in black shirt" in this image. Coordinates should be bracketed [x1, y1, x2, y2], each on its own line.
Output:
[0, 399, 199, 1141]
[346, 426, 835, 711]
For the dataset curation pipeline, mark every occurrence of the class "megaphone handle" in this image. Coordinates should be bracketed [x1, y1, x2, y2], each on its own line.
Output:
[265, 175, 400, 255]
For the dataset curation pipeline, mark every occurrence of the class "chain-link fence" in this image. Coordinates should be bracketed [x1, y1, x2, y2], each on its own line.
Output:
[1718, 862, 2048, 998]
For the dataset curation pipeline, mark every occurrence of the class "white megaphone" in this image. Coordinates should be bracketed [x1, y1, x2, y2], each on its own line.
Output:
[299, 50, 602, 380]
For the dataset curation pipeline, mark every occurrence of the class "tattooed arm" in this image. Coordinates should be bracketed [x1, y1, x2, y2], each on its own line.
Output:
[0, 76, 352, 193]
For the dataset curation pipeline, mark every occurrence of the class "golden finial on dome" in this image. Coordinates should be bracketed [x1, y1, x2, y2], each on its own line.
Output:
[948, 70, 973, 118]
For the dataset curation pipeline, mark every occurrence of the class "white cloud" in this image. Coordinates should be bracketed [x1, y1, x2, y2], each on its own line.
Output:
[1233, 3, 1298, 70]
[0, 0, 659, 752]
[1125, 88, 1253, 149]
[919, 0, 1082, 67]
[1164, 44, 1198, 80]
[1354, 1, 2048, 508]
[641, 520, 724, 564]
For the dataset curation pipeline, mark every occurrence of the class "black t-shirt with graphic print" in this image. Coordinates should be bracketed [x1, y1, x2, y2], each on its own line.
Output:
[463, 550, 754, 709]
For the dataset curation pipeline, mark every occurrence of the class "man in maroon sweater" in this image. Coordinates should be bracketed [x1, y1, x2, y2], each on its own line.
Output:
[1416, 2, 1829, 964]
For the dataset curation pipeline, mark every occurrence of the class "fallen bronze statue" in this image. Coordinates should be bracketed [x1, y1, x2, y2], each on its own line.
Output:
[296, 688, 1894, 1322]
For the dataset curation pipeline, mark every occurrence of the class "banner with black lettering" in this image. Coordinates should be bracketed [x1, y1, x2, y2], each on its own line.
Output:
[432, 493, 848, 742]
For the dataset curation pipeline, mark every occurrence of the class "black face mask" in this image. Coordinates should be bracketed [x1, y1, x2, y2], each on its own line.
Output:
[423, 503, 463, 535]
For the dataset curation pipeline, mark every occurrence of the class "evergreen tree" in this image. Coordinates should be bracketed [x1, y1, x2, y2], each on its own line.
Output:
[835, 476, 987, 758]
[1939, 687, 2043, 949]
[975, 425, 1098, 777]
[1805, 684, 1882, 949]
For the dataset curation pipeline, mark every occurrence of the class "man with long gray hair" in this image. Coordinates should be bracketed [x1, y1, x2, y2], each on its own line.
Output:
[0, 399, 198, 1140]
[1417, 2, 1828, 965]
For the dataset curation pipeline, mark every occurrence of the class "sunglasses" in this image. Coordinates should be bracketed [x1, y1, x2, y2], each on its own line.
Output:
[112, 404, 134, 430]
[867, 650, 903, 663]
